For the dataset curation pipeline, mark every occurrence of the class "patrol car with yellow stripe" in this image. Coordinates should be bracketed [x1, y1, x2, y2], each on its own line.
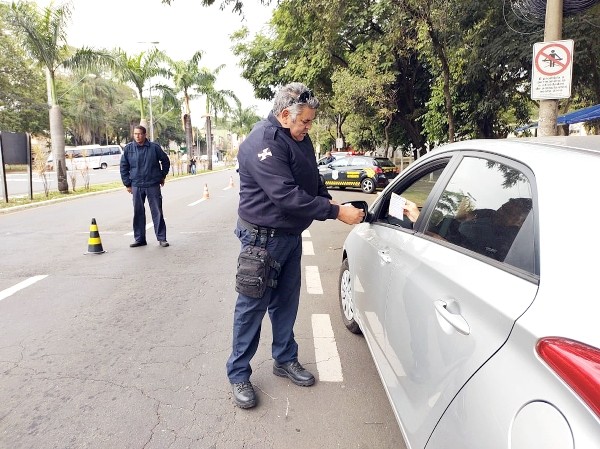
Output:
[318, 155, 399, 194]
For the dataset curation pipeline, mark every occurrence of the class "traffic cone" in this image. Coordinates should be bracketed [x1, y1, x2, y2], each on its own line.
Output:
[202, 184, 210, 200]
[228, 176, 234, 188]
[85, 218, 105, 255]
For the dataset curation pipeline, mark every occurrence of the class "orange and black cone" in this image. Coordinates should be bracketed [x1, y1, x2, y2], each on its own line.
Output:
[85, 218, 105, 255]
[202, 183, 210, 200]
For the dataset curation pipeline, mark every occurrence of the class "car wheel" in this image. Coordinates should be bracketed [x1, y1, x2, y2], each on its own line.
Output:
[339, 258, 361, 334]
[361, 177, 376, 194]
[101, 163, 108, 169]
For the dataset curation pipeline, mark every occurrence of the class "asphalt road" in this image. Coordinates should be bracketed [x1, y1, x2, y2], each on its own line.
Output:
[0, 170, 406, 449]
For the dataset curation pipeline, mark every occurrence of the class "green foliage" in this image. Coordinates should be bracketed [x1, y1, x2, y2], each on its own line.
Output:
[0, 15, 48, 134]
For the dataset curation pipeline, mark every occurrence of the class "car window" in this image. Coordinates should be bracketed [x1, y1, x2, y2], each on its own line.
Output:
[330, 158, 349, 168]
[349, 156, 370, 166]
[374, 158, 395, 168]
[377, 166, 447, 229]
[425, 156, 534, 273]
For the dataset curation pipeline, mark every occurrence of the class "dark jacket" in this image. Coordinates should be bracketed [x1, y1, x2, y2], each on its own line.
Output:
[120, 139, 170, 188]
[237, 112, 339, 235]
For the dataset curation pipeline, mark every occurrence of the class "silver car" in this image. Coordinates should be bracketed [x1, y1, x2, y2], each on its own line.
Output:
[339, 136, 600, 449]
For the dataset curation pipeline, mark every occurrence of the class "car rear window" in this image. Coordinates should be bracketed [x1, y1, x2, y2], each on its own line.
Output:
[374, 158, 395, 167]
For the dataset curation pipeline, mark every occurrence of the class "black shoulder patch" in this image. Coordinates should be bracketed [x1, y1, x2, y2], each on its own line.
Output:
[264, 125, 277, 141]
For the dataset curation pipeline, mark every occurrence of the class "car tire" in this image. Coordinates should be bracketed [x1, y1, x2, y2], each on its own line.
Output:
[339, 258, 361, 334]
[361, 177, 376, 194]
[101, 163, 108, 169]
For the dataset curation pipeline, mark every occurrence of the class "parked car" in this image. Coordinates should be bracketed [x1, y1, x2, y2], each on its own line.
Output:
[339, 136, 600, 449]
[319, 155, 399, 193]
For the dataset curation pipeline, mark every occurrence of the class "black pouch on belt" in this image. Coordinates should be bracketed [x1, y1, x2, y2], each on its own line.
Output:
[235, 244, 281, 299]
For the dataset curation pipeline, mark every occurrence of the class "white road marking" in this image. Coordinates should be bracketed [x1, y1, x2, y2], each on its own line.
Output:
[312, 314, 343, 382]
[302, 240, 314, 256]
[125, 223, 153, 236]
[302, 229, 311, 238]
[305, 266, 323, 294]
[188, 198, 207, 206]
[0, 275, 48, 302]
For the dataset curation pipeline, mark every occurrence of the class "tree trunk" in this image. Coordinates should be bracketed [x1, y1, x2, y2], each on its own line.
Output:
[50, 105, 68, 193]
[184, 114, 193, 158]
[205, 115, 213, 171]
[427, 21, 455, 143]
[139, 118, 149, 132]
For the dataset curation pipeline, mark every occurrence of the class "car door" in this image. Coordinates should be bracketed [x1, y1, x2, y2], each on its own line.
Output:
[323, 157, 355, 189]
[349, 159, 450, 377]
[368, 153, 539, 448]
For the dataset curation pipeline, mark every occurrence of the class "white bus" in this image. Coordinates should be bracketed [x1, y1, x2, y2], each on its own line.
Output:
[47, 145, 123, 170]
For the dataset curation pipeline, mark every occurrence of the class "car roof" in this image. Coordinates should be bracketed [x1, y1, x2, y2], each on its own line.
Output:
[426, 136, 600, 166]
[435, 135, 600, 153]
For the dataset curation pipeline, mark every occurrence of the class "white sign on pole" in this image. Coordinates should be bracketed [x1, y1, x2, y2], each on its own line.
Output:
[531, 39, 574, 100]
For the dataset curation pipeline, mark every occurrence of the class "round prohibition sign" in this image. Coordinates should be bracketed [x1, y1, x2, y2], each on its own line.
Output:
[535, 42, 571, 76]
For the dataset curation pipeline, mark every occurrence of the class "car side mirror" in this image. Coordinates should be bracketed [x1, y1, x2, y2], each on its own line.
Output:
[342, 200, 371, 223]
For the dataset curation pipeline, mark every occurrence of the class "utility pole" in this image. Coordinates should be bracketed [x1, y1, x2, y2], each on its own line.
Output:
[538, 0, 563, 136]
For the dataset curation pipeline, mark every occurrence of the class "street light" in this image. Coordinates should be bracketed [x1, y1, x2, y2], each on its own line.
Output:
[137, 41, 160, 141]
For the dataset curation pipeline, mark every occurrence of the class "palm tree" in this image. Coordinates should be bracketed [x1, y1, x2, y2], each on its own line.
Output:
[113, 48, 169, 135]
[166, 50, 207, 158]
[230, 99, 261, 138]
[195, 65, 238, 170]
[6, 1, 114, 193]
[61, 73, 117, 145]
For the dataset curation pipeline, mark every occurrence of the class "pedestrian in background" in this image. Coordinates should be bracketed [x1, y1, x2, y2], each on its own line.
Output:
[190, 157, 196, 175]
[226, 82, 365, 409]
[120, 125, 171, 248]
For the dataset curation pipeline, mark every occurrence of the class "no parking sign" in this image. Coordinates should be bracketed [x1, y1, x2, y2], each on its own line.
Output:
[531, 40, 574, 100]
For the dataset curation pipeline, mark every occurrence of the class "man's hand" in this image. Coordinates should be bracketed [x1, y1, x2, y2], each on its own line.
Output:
[126, 186, 132, 194]
[160, 178, 165, 187]
[337, 204, 365, 225]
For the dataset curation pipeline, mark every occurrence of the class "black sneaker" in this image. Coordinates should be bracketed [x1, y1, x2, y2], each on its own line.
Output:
[232, 381, 256, 408]
[129, 241, 147, 248]
[159, 241, 169, 247]
[273, 361, 315, 386]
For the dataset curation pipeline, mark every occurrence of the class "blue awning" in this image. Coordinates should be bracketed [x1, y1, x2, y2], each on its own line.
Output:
[515, 103, 600, 131]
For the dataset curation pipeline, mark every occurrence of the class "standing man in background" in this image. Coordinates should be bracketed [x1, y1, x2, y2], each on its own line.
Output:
[227, 82, 365, 409]
[120, 125, 171, 248]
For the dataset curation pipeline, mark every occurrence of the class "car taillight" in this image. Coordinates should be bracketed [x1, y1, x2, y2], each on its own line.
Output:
[537, 337, 600, 418]
[374, 167, 383, 174]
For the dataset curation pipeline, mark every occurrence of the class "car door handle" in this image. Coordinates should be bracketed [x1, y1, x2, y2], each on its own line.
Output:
[378, 250, 391, 264]
[434, 300, 471, 335]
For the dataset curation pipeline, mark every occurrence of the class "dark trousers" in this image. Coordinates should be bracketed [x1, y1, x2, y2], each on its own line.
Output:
[131, 185, 166, 243]
[226, 222, 302, 383]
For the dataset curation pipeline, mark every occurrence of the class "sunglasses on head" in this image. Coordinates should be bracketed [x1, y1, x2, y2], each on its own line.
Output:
[296, 90, 313, 104]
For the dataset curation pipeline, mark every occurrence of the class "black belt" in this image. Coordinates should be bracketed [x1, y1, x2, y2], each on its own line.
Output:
[238, 217, 286, 238]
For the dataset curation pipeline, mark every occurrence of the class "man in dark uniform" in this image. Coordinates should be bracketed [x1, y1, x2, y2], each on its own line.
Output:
[227, 82, 365, 408]
[120, 125, 171, 248]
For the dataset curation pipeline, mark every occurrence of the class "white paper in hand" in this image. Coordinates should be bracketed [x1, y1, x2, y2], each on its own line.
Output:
[389, 193, 406, 219]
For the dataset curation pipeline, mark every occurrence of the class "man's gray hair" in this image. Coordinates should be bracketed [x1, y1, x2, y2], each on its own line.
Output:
[272, 82, 320, 119]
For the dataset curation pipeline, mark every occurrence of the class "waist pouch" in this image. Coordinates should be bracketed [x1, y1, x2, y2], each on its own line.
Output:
[235, 245, 281, 299]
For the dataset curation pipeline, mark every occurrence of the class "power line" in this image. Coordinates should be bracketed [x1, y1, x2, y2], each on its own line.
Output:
[510, 0, 600, 22]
